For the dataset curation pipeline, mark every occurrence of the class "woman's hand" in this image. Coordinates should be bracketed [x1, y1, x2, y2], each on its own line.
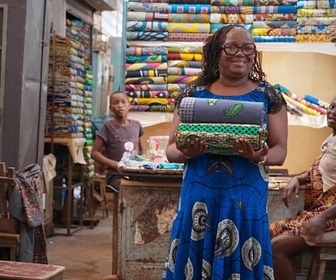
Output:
[282, 177, 300, 208]
[233, 139, 268, 164]
[301, 215, 328, 244]
[177, 137, 207, 159]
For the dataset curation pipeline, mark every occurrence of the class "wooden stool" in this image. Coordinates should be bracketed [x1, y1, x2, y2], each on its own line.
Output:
[307, 231, 336, 280]
[93, 174, 109, 218]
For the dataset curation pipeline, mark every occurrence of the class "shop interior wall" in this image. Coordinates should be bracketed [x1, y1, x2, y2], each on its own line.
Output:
[262, 51, 336, 174]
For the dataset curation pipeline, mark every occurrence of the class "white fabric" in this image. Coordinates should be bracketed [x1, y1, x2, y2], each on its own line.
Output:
[319, 134, 336, 192]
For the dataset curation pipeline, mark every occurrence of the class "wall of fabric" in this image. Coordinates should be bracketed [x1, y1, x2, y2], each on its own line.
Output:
[124, 0, 335, 114]
[46, 13, 95, 179]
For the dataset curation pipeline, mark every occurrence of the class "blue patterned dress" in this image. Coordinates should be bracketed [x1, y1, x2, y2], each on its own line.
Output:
[162, 84, 285, 280]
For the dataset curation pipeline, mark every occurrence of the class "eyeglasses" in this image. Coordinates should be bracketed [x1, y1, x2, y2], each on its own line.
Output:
[222, 43, 256, 56]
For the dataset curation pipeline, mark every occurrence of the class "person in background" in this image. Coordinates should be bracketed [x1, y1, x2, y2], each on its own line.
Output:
[162, 25, 288, 280]
[270, 97, 336, 280]
[91, 91, 147, 191]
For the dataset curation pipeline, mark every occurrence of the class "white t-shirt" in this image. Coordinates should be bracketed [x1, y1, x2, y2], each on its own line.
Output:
[319, 134, 336, 192]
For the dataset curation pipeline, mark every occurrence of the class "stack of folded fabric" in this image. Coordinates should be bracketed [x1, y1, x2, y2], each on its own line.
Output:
[252, 0, 298, 42]
[167, 46, 202, 99]
[176, 97, 268, 155]
[127, 0, 169, 41]
[295, 0, 336, 42]
[210, 0, 254, 33]
[167, 0, 211, 42]
[125, 46, 174, 112]
[46, 35, 86, 139]
[83, 68, 95, 178]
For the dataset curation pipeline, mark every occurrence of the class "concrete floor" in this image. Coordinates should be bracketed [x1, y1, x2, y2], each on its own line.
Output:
[47, 208, 114, 279]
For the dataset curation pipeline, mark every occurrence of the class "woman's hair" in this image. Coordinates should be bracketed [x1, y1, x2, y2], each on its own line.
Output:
[197, 24, 267, 86]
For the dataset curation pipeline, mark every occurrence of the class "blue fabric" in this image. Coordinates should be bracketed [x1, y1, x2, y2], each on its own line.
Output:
[162, 86, 274, 280]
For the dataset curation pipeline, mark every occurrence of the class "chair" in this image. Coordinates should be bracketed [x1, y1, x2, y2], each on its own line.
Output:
[0, 162, 20, 261]
[307, 231, 336, 280]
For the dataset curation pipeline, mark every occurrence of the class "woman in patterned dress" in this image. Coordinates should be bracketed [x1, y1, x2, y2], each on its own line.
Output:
[162, 25, 288, 280]
[270, 97, 336, 280]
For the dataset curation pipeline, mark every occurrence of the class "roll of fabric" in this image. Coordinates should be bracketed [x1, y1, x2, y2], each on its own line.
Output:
[252, 27, 296, 36]
[167, 75, 198, 84]
[297, 17, 336, 25]
[253, 20, 298, 28]
[130, 104, 175, 112]
[125, 84, 167, 91]
[127, 31, 168, 41]
[254, 0, 297, 5]
[125, 76, 167, 84]
[125, 62, 168, 71]
[296, 25, 333, 34]
[126, 46, 168, 56]
[167, 60, 202, 68]
[129, 97, 175, 105]
[295, 34, 331, 42]
[125, 54, 167, 63]
[127, 21, 168, 32]
[296, 0, 318, 8]
[127, 11, 169, 21]
[253, 13, 297, 21]
[168, 13, 210, 23]
[126, 90, 171, 98]
[253, 36, 296, 42]
[317, 0, 336, 8]
[176, 123, 268, 155]
[168, 32, 209, 42]
[168, 4, 211, 14]
[167, 46, 203, 54]
[168, 22, 211, 33]
[169, 0, 210, 3]
[167, 83, 187, 91]
[125, 69, 168, 78]
[167, 67, 201, 76]
[127, 2, 169, 12]
[211, 23, 253, 33]
[211, 5, 253, 13]
[297, 8, 336, 17]
[168, 53, 203, 61]
[210, 13, 254, 24]
[211, 0, 253, 5]
[253, 5, 297, 13]
[179, 97, 265, 125]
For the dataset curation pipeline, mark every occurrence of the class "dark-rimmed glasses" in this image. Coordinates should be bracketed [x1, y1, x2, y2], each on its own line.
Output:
[222, 43, 256, 56]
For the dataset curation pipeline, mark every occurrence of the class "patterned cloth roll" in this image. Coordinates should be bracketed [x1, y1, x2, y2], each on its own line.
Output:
[253, 5, 297, 13]
[253, 20, 298, 28]
[167, 46, 203, 54]
[127, 21, 169, 32]
[297, 17, 336, 25]
[211, 23, 253, 33]
[125, 76, 167, 85]
[125, 69, 168, 78]
[210, 13, 254, 23]
[295, 34, 331, 42]
[127, 11, 169, 21]
[129, 97, 175, 105]
[253, 13, 297, 21]
[127, 31, 168, 41]
[253, 35, 296, 42]
[126, 90, 171, 98]
[168, 32, 209, 42]
[168, 13, 211, 23]
[176, 123, 268, 155]
[167, 75, 198, 84]
[296, 25, 333, 34]
[167, 67, 201, 76]
[125, 84, 167, 91]
[252, 27, 296, 36]
[168, 4, 211, 14]
[211, 0, 254, 6]
[168, 22, 211, 33]
[126, 46, 168, 56]
[125, 62, 168, 71]
[297, 8, 336, 17]
[127, 2, 169, 12]
[179, 97, 265, 125]
[211, 5, 253, 13]
[254, 0, 297, 6]
[125, 54, 167, 63]
[167, 83, 187, 91]
[167, 60, 202, 68]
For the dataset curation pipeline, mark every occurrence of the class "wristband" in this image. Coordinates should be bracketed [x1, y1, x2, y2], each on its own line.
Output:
[257, 156, 267, 165]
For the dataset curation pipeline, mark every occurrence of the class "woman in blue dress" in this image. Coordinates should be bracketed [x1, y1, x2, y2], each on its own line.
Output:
[163, 25, 288, 279]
